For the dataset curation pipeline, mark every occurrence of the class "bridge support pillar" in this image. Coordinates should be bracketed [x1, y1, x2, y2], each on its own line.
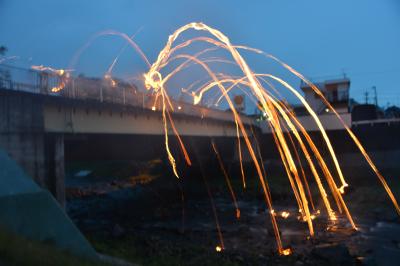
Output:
[45, 134, 65, 208]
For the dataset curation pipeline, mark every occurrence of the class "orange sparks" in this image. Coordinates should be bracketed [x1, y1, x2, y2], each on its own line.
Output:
[281, 211, 290, 219]
[281, 248, 292, 256]
[31, 65, 66, 76]
[31, 65, 70, 92]
[36, 22, 399, 255]
[140, 21, 398, 253]
[141, 22, 397, 253]
[212, 140, 241, 219]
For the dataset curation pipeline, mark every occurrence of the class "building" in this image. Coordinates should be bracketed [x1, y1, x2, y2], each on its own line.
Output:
[300, 77, 350, 114]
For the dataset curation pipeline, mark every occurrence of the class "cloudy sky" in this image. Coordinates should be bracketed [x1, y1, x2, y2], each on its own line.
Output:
[1, 0, 400, 107]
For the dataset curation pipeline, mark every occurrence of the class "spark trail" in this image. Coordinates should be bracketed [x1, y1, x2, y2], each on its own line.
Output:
[142, 22, 399, 254]
[39, 22, 399, 255]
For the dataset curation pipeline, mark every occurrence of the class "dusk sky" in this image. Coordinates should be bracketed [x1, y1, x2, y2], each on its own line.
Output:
[1, 0, 399, 107]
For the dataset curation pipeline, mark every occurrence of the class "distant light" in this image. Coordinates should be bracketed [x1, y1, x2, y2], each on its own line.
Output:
[178, 106, 182, 110]
[151, 106, 156, 111]
[325, 108, 330, 113]
[215, 246, 222, 252]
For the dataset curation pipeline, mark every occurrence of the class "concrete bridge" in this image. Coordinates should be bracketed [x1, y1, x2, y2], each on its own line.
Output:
[0, 64, 257, 206]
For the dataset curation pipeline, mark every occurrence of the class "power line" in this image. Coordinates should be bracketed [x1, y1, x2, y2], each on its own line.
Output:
[348, 69, 400, 77]
[307, 68, 400, 81]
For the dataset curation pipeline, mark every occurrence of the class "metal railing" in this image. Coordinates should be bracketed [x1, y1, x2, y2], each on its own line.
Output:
[0, 64, 255, 125]
[0, 64, 42, 93]
[0, 64, 148, 106]
[325, 91, 349, 103]
[300, 74, 349, 87]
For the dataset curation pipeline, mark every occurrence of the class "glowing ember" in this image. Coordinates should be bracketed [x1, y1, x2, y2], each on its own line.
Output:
[104, 73, 117, 87]
[31, 65, 70, 92]
[236, 209, 241, 219]
[31, 65, 66, 76]
[281, 248, 292, 256]
[281, 211, 290, 219]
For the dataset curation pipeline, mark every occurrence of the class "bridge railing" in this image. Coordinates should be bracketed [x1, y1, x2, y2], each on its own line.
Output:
[0, 64, 254, 125]
[0, 64, 146, 106]
[61, 76, 144, 107]
[0, 64, 41, 93]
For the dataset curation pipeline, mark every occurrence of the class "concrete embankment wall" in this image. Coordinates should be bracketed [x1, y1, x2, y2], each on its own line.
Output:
[258, 121, 400, 171]
[0, 90, 65, 205]
[0, 91, 46, 185]
[0, 149, 98, 259]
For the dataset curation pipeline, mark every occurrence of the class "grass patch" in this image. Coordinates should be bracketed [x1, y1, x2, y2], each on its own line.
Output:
[91, 235, 242, 266]
[0, 227, 108, 266]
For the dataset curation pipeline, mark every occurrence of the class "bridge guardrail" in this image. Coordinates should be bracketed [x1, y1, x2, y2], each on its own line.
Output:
[0, 64, 254, 125]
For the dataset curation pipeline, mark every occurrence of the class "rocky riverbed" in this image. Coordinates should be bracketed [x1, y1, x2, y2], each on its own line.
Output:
[66, 161, 400, 265]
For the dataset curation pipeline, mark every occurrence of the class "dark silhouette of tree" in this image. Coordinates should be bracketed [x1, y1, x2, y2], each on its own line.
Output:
[385, 106, 400, 118]
[0, 46, 7, 55]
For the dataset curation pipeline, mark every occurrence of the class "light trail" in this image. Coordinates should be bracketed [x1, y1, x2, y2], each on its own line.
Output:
[31, 65, 71, 92]
[38, 22, 399, 255]
[211, 140, 241, 219]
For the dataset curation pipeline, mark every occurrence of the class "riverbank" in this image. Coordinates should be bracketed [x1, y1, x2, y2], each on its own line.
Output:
[66, 160, 400, 265]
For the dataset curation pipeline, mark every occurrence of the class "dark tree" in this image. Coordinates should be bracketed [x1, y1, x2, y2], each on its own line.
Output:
[0, 46, 7, 55]
[385, 106, 400, 118]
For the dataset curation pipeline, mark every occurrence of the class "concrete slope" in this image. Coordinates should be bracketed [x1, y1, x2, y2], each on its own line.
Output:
[0, 149, 98, 259]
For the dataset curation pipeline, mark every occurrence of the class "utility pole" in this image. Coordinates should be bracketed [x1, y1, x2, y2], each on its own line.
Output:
[364, 91, 369, 104]
[372, 86, 378, 107]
